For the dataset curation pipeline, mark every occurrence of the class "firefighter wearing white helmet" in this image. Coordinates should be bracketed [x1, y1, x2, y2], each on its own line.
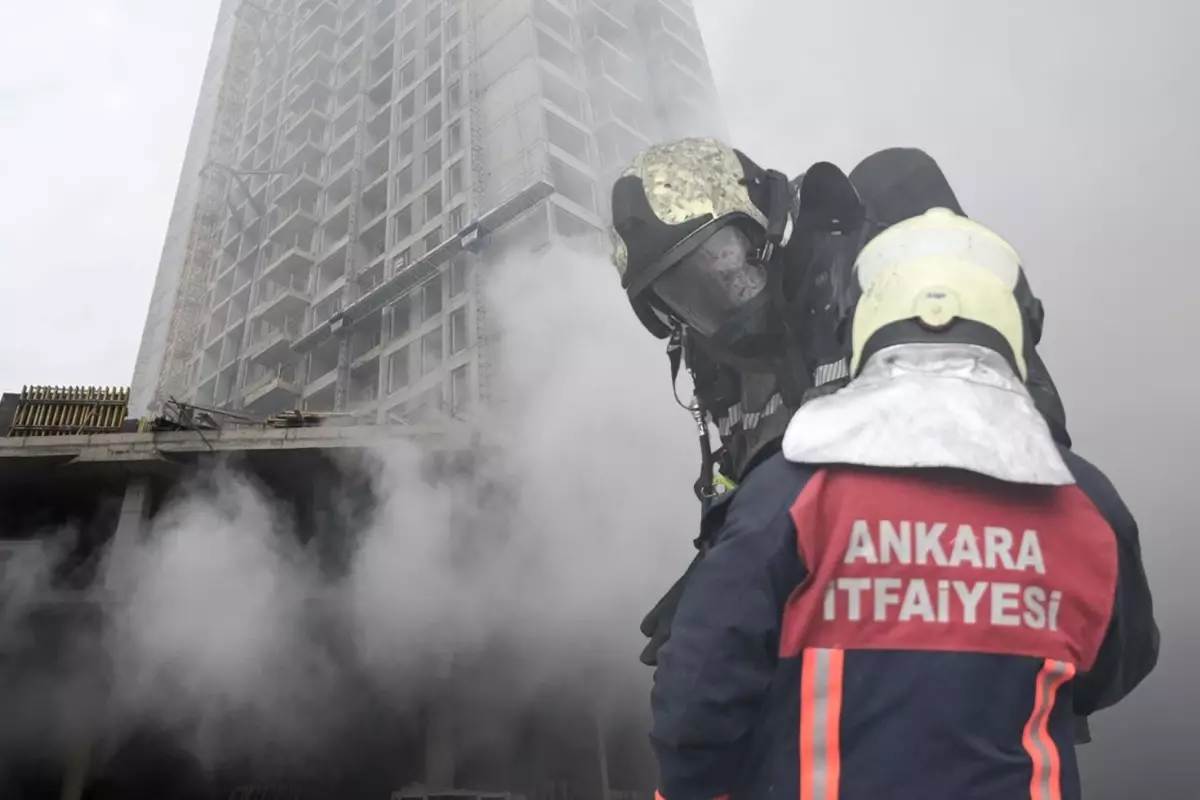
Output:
[848, 206, 1030, 379]
[647, 203, 1159, 800]
[782, 206, 1068, 483]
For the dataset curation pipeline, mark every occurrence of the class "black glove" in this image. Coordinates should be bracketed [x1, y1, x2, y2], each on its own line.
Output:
[640, 491, 738, 666]
[1074, 714, 1092, 744]
[640, 551, 706, 666]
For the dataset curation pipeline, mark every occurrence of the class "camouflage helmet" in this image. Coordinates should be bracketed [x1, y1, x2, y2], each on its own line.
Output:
[609, 137, 781, 339]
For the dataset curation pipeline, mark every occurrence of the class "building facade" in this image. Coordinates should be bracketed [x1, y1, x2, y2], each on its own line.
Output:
[130, 0, 726, 420]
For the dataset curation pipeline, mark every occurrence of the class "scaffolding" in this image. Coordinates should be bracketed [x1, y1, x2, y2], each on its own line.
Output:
[6, 386, 131, 437]
[154, 4, 260, 410]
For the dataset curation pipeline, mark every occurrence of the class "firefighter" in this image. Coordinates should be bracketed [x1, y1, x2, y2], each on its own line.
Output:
[609, 137, 858, 666]
[645, 206, 1160, 800]
[610, 137, 850, 491]
[847, 147, 1072, 448]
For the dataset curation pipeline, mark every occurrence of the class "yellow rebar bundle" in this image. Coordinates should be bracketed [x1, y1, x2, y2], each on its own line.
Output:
[7, 385, 130, 437]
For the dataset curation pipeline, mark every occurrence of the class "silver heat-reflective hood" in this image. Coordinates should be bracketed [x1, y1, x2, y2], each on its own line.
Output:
[782, 343, 1074, 486]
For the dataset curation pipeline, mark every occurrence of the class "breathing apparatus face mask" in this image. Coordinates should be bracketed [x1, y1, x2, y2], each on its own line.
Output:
[650, 225, 773, 353]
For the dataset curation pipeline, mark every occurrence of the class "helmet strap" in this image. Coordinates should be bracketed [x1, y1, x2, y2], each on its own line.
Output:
[666, 324, 721, 503]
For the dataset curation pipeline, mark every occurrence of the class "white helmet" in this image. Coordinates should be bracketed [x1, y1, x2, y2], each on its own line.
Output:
[847, 207, 1030, 379]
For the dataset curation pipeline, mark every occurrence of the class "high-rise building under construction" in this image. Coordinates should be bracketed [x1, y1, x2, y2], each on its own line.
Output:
[130, 0, 726, 419]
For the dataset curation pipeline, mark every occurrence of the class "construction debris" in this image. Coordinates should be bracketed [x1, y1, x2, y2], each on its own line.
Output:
[139, 399, 349, 434]
[139, 397, 255, 433]
[265, 409, 341, 428]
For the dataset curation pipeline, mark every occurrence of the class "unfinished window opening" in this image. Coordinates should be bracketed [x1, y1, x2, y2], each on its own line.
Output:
[537, 29, 576, 75]
[540, 66, 584, 121]
[400, 28, 417, 59]
[424, 142, 443, 177]
[394, 205, 413, 240]
[358, 260, 385, 293]
[311, 292, 342, 329]
[395, 164, 413, 199]
[450, 364, 470, 413]
[350, 320, 381, 360]
[491, 205, 551, 255]
[550, 156, 597, 212]
[399, 59, 416, 90]
[333, 105, 358, 143]
[534, 0, 573, 42]
[665, 38, 706, 76]
[445, 10, 460, 39]
[405, 384, 444, 422]
[424, 183, 444, 218]
[388, 294, 411, 339]
[345, 0, 366, 22]
[425, 104, 443, 137]
[554, 204, 599, 239]
[423, 69, 443, 104]
[447, 120, 463, 153]
[421, 273, 444, 322]
[449, 255, 471, 297]
[388, 345, 410, 392]
[425, 5, 442, 36]
[425, 35, 442, 67]
[370, 43, 395, 83]
[420, 326, 443, 375]
[315, 260, 343, 294]
[424, 226, 444, 254]
[546, 111, 590, 164]
[399, 126, 414, 158]
[338, 45, 362, 83]
[450, 306, 468, 354]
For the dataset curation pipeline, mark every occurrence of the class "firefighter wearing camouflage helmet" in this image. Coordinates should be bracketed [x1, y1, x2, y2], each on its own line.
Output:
[608, 137, 847, 492]
[607, 137, 856, 666]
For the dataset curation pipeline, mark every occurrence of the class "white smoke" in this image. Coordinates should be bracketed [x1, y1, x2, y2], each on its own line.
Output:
[75, 243, 699, 771]
[102, 469, 348, 765]
[0, 534, 106, 759]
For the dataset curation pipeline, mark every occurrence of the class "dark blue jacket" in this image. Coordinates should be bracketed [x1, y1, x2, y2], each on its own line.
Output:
[650, 449, 1158, 800]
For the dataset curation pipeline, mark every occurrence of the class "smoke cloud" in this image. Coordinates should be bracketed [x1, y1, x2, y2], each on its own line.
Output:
[0, 244, 699, 777]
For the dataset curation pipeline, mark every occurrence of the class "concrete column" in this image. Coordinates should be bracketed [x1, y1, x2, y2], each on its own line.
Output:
[59, 739, 90, 800]
[102, 477, 152, 593]
[594, 703, 612, 800]
[424, 688, 456, 788]
[333, 334, 352, 412]
[377, 307, 393, 424]
[59, 479, 149, 799]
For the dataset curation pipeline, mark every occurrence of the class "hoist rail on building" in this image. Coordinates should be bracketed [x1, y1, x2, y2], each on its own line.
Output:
[6, 386, 131, 437]
[292, 180, 555, 355]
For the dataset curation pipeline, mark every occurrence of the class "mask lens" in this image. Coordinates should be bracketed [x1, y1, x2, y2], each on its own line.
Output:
[651, 226, 767, 337]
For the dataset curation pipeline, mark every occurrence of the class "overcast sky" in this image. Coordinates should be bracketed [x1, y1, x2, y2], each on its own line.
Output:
[0, 0, 1196, 794]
